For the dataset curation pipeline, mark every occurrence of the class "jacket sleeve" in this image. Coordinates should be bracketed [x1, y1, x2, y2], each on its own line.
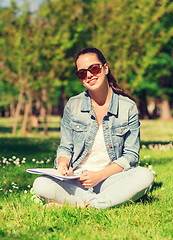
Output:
[54, 100, 74, 168]
[113, 103, 140, 170]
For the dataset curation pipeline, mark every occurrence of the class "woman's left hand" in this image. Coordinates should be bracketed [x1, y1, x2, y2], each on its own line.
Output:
[79, 171, 102, 188]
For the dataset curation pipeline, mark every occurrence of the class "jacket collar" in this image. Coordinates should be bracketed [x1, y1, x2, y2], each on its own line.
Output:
[81, 89, 119, 116]
[81, 91, 92, 112]
[108, 89, 118, 116]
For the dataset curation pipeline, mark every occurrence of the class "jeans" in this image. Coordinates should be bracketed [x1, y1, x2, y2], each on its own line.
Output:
[33, 166, 154, 209]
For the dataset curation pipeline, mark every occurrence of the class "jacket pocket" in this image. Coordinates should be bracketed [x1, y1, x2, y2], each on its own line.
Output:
[111, 123, 130, 146]
[71, 120, 88, 141]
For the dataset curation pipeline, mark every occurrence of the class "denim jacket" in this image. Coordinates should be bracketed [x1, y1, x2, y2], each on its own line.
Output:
[55, 89, 140, 171]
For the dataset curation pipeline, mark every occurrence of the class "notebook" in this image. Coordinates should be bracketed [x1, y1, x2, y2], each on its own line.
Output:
[26, 168, 80, 180]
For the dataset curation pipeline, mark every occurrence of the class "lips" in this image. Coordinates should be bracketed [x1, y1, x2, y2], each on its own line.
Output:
[87, 78, 97, 85]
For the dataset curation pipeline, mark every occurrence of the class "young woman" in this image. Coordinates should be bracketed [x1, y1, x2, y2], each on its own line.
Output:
[33, 48, 154, 209]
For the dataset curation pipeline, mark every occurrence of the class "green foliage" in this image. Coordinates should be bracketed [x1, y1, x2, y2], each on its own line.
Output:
[0, 0, 172, 116]
[89, 0, 173, 100]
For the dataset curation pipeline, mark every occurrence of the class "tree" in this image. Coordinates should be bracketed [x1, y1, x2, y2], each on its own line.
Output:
[90, 0, 173, 119]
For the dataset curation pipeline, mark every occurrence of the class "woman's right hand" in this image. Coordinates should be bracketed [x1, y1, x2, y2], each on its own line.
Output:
[57, 158, 73, 175]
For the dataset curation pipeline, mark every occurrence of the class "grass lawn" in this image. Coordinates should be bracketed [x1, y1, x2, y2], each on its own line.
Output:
[0, 118, 172, 239]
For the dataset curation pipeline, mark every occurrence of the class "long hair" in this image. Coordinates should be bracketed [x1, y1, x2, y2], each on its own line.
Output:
[75, 47, 136, 102]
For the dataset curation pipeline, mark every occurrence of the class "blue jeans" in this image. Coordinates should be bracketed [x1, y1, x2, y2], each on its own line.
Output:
[33, 166, 154, 209]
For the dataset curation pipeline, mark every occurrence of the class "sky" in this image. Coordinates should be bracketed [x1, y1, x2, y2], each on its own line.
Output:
[0, 0, 44, 11]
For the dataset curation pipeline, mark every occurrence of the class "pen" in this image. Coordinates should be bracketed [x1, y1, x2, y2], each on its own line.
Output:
[67, 152, 74, 170]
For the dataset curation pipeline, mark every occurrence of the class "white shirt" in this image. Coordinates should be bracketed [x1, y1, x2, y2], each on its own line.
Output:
[75, 125, 111, 173]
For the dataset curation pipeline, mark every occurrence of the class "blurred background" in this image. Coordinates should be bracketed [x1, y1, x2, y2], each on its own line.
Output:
[0, 0, 172, 137]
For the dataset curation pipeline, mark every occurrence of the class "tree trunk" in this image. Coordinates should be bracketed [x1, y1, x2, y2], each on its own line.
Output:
[5, 106, 9, 117]
[160, 98, 172, 120]
[12, 88, 24, 135]
[138, 90, 151, 119]
[47, 102, 52, 116]
[40, 105, 46, 118]
[43, 109, 48, 135]
[41, 89, 48, 135]
[28, 105, 33, 133]
[10, 101, 15, 117]
[21, 96, 32, 137]
[59, 86, 67, 118]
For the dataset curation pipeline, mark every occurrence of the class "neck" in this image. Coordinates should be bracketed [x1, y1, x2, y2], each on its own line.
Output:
[89, 83, 112, 106]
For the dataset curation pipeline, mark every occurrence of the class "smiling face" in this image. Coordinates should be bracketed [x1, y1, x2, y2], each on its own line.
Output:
[76, 53, 109, 92]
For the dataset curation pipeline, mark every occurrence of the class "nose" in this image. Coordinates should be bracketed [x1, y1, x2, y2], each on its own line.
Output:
[87, 70, 93, 79]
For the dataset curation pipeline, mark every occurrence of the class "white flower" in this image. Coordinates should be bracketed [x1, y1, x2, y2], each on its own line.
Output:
[32, 159, 36, 162]
[12, 156, 16, 159]
[24, 190, 27, 194]
[148, 165, 157, 175]
[27, 185, 31, 188]
[9, 189, 12, 192]
[148, 165, 152, 170]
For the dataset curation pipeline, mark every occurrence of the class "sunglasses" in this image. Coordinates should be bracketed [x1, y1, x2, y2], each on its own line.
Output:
[76, 63, 103, 80]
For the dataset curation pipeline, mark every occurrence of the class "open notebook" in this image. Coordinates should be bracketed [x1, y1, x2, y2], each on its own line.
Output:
[26, 168, 80, 180]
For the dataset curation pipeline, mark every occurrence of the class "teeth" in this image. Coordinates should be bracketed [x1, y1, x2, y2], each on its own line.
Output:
[88, 79, 96, 83]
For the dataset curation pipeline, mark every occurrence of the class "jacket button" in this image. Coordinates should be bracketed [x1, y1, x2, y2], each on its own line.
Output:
[76, 125, 80, 129]
[109, 144, 112, 148]
[119, 129, 122, 134]
[105, 126, 109, 129]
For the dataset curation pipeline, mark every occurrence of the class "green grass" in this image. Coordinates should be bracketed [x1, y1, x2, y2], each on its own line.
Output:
[0, 118, 173, 239]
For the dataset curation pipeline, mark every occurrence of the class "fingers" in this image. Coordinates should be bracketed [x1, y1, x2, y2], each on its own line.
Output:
[67, 167, 73, 175]
[81, 181, 92, 188]
[79, 171, 88, 181]
[57, 166, 68, 175]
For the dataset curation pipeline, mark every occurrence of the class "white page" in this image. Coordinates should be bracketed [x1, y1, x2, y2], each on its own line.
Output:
[26, 168, 80, 180]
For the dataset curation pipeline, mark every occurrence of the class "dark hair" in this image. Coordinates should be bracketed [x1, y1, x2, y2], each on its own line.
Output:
[75, 47, 136, 102]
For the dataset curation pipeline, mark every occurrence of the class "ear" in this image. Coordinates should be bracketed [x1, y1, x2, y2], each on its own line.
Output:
[104, 63, 109, 75]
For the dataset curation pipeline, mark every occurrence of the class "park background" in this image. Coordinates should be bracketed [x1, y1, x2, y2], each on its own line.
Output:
[0, 0, 173, 239]
[0, 0, 173, 136]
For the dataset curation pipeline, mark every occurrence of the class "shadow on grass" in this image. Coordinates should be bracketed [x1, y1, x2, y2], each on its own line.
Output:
[134, 181, 162, 204]
[141, 140, 173, 146]
[140, 140, 173, 166]
[0, 126, 60, 134]
[0, 126, 14, 133]
[0, 137, 60, 160]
